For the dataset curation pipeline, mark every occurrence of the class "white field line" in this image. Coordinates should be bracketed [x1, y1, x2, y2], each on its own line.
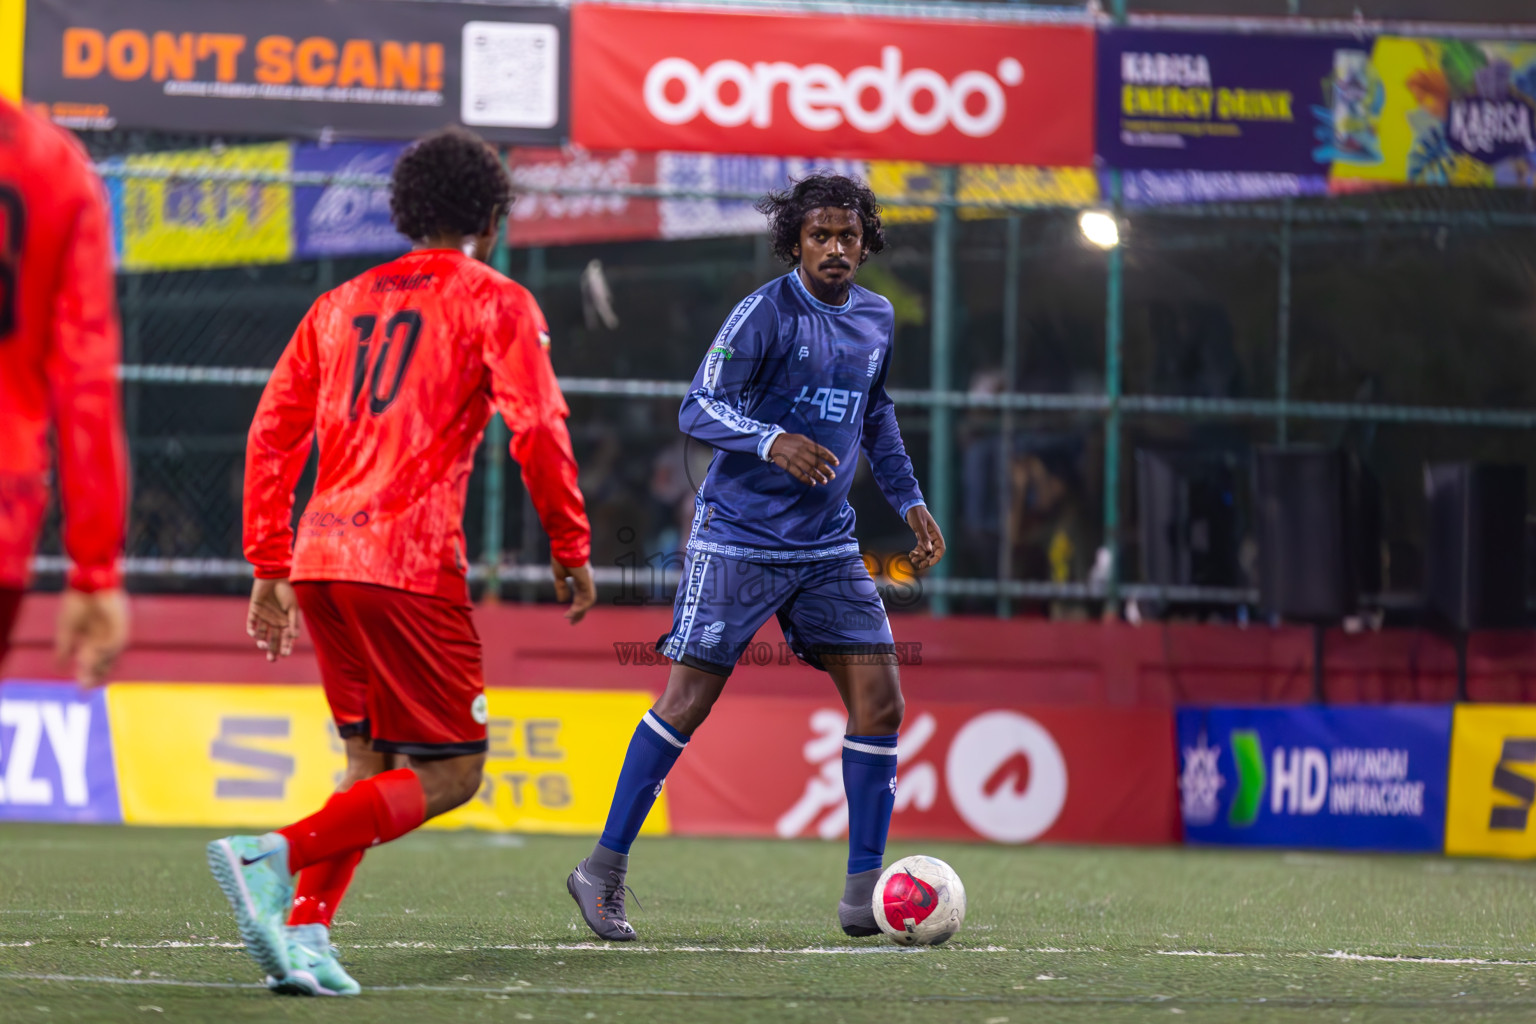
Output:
[11, 941, 1536, 965]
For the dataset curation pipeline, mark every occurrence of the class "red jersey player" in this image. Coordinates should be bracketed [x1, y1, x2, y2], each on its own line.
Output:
[210, 128, 595, 997]
[0, 96, 129, 684]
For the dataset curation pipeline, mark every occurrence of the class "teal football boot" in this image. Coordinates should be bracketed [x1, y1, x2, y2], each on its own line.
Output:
[206, 834, 294, 980]
[267, 923, 361, 996]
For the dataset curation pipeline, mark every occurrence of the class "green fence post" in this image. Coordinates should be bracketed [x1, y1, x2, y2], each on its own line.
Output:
[929, 166, 957, 618]
[1103, 173, 1125, 611]
[1276, 198, 1293, 445]
[482, 229, 512, 604]
[998, 214, 1022, 619]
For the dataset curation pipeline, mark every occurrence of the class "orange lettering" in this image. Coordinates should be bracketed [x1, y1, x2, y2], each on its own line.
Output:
[426, 43, 442, 91]
[62, 28, 104, 79]
[106, 30, 150, 81]
[255, 35, 294, 85]
[336, 39, 378, 89]
[196, 34, 246, 83]
[295, 37, 337, 87]
[152, 32, 195, 82]
[380, 41, 420, 90]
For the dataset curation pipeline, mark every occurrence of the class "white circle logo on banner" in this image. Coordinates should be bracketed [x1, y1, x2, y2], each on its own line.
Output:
[944, 711, 1068, 843]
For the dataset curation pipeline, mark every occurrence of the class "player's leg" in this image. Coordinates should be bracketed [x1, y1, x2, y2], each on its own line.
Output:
[778, 556, 903, 936]
[569, 554, 783, 941]
[207, 583, 485, 986]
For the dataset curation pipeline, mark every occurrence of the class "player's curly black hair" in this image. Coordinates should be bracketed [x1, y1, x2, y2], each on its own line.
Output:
[755, 173, 886, 267]
[389, 127, 512, 242]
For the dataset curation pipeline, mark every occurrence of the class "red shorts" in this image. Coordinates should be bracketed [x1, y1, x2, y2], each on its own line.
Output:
[294, 581, 486, 758]
[0, 587, 23, 670]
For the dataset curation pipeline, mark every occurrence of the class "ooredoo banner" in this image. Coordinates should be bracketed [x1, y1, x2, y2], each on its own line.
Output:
[571, 6, 1096, 166]
[1177, 706, 1451, 852]
[668, 697, 1178, 845]
[25, 0, 568, 142]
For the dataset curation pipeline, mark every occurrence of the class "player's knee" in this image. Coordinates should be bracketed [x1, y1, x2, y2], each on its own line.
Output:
[414, 753, 487, 816]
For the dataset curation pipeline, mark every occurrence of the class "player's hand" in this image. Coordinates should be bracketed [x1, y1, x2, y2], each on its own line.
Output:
[55, 587, 129, 687]
[906, 505, 946, 572]
[769, 433, 839, 486]
[552, 558, 597, 625]
[247, 578, 300, 662]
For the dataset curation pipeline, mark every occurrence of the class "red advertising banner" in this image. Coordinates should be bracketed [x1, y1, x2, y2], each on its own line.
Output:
[571, 6, 1096, 166]
[507, 147, 661, 247]
[668, 697, 1178, 845]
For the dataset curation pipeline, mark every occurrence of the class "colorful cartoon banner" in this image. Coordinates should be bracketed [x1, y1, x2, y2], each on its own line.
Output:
[0, 681, 120, 823]
[670, 697, 1178, 845]
[293, 141, 409, 259]
[1332, 37, 1536, 188]
[868, 163, 1099, 224]
[1177, 706, 1451, 852]
[116, 142, 292, 271]
[1096, 29, 1372, 175]
[25, 0, 568, 143]
[1445, 704, 1536, 859]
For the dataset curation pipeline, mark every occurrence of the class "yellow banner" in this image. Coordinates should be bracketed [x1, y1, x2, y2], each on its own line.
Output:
[107, 684, 666, 836]
[0, 0, 21, 102]
[119, 143, 292, 271]
[869, 162, 1100, 223]
[1445, 704, 1536, 858]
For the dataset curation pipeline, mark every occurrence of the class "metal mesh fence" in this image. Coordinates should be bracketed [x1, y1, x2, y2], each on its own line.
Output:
[29, 127, 1536, 620]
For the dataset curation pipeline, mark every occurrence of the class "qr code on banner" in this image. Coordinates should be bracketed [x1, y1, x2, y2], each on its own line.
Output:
[461, 21, 559, 129]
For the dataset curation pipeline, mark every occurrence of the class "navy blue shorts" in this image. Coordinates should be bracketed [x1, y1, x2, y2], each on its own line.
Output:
[656, 553, 895, 677]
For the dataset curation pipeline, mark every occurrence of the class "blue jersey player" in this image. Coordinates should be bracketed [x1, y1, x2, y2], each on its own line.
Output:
[567, 174, 946, 940]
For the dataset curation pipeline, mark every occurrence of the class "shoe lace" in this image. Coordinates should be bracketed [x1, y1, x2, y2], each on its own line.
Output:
[601, 871, 642, 921]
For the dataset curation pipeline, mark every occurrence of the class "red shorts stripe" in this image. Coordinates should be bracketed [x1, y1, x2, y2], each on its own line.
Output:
[294, 581, 486, 757]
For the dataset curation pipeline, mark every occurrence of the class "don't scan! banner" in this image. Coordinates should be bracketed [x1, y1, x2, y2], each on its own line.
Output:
[1177, 705, 1452, 852]
[25, 0, 568, 143]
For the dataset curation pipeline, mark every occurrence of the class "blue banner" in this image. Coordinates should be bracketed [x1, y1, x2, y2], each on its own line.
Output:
[0, 681, 121, 823]
[293, 142, 410, 259]
[1177, 705, 1450, 851]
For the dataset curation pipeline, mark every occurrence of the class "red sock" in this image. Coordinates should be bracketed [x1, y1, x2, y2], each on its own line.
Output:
[279, 768, 426, 875]
[289, 849, 363, 927]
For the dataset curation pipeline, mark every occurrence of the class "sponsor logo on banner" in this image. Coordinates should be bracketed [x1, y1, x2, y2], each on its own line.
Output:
[658, 153, 865, 240]
[293, 141, 409, 259]
[102, 683, 661, 836]
[1176, 706, 1451, 851]
[867, 162, 1098, 224]
[507, 147, 661, 247]
[1446, 705, 1536, 857]
[0, 680, 121, 823]
[25, 0, 568, 142]
[115, 142, 292, 272]
[1096, 29, 1368, 175]
[1333, 37, 1536, 189]
[671, 698, 1176, 844]
[572, 6, 1095, 165]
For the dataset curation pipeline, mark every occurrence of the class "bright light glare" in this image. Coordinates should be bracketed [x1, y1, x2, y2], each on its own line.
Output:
[1078, 210, 1121, 250]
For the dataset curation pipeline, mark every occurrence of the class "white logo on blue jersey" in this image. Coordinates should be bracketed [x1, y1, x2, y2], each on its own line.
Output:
[798, 346, 810, 360]
[792, 385, 863, 423]
[697, 620, 727, 649]
[868, 351, 881, 377]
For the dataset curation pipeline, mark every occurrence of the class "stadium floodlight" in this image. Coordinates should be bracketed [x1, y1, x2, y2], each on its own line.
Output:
[1078, 209, 1121, 250]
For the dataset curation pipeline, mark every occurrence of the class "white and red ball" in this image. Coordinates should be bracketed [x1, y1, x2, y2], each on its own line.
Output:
[872, 855, 966, 946]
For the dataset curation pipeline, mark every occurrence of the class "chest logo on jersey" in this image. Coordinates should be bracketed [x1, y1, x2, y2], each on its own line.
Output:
[868, 351, 881, 377]
[792, 385, 863, 423]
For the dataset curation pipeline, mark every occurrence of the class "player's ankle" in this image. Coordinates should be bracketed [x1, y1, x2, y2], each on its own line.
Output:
[590, 843, 629, 874]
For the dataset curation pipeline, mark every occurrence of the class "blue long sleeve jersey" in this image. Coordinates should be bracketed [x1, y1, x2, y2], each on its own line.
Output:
[679, 271, 926, 562]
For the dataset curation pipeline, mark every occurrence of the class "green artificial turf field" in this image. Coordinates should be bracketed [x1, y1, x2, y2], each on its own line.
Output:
[3, 824, 1536, 1023]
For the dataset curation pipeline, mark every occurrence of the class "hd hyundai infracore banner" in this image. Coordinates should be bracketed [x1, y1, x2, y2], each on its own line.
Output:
[25, 0, 569, 142]
[570, 5, 1096, 166]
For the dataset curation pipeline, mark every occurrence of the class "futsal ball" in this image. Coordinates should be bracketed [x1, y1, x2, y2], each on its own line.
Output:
[873, 855, 966, 946]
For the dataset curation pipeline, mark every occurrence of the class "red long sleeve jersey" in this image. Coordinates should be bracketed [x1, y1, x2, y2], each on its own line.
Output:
[243, 249, 591, 602]
[0, 99, 127, 592]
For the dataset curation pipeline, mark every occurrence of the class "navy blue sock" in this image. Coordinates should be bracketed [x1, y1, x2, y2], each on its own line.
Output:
[596, 711, 689, 855]
[842, 733, 899, 875]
